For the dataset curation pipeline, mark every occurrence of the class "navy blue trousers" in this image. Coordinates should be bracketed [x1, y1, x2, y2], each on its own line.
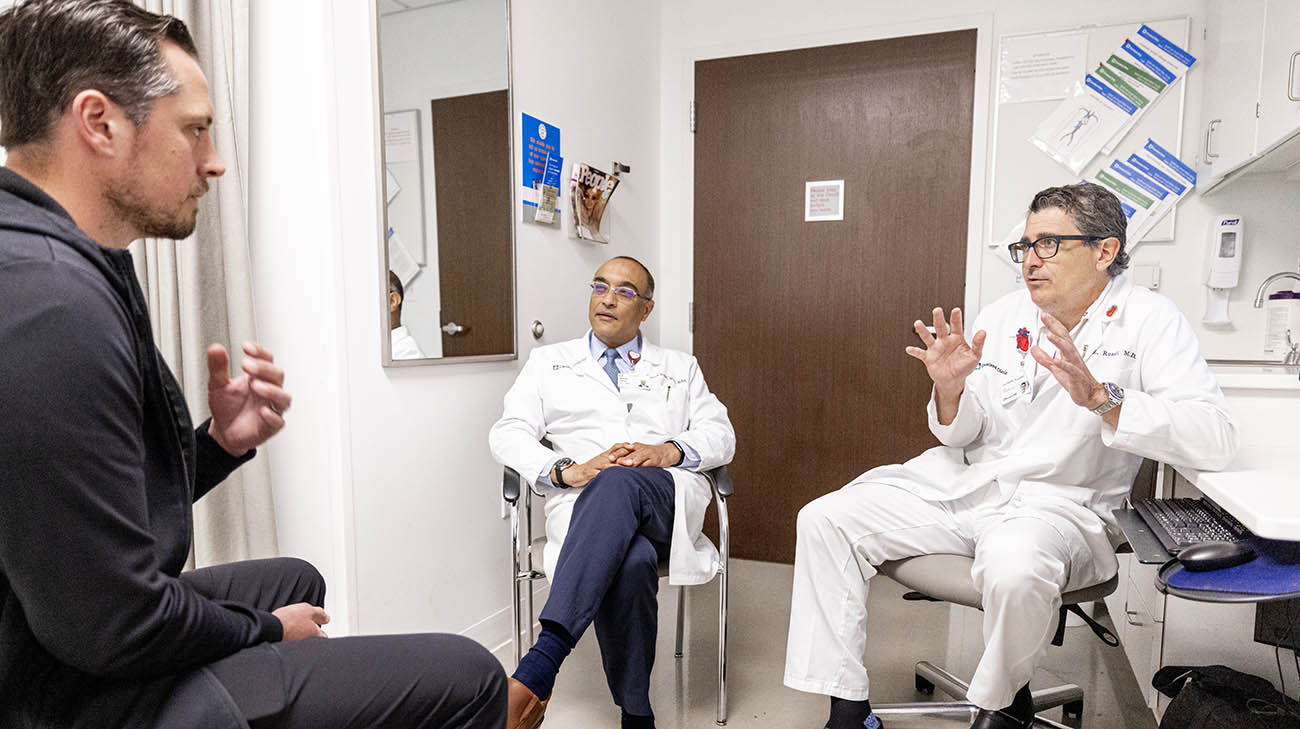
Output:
[539, 466, 675, 716]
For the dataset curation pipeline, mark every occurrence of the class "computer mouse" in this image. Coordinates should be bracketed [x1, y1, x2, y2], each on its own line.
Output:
[1176, 541, 1256, 572]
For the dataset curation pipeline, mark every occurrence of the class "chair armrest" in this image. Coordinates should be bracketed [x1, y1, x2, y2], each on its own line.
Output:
[708, 464, 734, 498]
[503, 466, 521, 504]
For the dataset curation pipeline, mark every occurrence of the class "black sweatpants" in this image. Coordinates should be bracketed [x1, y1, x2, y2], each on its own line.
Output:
[190, 558, 506, 729]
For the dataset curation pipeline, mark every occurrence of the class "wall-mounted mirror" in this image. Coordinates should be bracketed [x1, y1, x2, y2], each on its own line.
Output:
[377, 0, 515, 365]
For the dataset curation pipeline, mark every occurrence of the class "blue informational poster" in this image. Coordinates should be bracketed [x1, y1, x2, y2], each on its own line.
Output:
[521, 113, 561, 212]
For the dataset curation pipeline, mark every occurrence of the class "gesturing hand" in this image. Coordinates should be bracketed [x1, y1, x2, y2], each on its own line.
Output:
[904, 307, 987, 399]
[207, 342, 293, 457]
[272, 602, 329, 641]
[1029, 312, 1106, 410]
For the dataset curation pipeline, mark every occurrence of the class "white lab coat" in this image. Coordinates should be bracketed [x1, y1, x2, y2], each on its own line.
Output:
[783, 274, 1239, 707]
[853, 273, 1239, 582]
[390, 326, 426, 360]
[489, 333, 736, 585]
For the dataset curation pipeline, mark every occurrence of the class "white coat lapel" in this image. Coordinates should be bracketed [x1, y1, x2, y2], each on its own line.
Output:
[1078, 275, 1134, 366]
[567, 334, 620, 396]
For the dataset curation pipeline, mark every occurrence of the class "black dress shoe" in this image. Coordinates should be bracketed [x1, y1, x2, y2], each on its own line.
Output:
[969, 708, 1033, 729]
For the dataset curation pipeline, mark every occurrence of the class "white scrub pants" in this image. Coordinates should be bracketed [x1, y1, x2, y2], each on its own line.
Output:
[783, 480, 1103, 710]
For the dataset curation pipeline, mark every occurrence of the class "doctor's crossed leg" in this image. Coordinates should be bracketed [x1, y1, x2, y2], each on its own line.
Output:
[784, 184, 1238, 729]
[489, 256, 736, 729]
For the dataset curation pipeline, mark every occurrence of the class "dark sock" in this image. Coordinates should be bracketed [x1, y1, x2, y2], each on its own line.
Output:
[621, 709, 655, 729]
[1004, 683, 1033, 722]
[827, 697, 877, 729]
[510, 624, 576, 701]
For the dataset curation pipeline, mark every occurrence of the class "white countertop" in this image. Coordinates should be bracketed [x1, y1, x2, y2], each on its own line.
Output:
[1174, 445, 1300, 540]
[1210, 363, 1300, 391]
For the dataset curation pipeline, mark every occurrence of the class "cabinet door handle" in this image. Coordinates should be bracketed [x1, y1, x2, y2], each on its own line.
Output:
[1204, 118, 1222, 161]
[1289, 50, 1300, 103]
[1125, 608, 1145, 627]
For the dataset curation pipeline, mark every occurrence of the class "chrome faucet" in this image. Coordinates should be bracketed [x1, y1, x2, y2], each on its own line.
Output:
[1252, 271, 1300, 307]
[1252, 272, 1300, 376]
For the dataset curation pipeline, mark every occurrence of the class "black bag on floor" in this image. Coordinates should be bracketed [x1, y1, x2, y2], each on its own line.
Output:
[1153, 664, 1300, 728]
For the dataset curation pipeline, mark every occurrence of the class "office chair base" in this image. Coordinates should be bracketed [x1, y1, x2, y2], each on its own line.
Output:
[872, 661, 1082, 729]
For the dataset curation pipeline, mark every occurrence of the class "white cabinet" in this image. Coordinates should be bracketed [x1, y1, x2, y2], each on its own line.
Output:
[1200, 0, 1300, 192]
[1106, 553, 1167, 714]
[1254, 0, 1300, 155]
[1199, 0, 1267, 183]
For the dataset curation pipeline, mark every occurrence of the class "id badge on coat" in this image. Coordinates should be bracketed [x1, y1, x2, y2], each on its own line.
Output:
[1001, 374, 1030, 405]
[618, 372, 662, 410]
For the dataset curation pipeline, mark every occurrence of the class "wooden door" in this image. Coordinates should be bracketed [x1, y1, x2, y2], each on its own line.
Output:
[430, 90, 512, 357]
[694, 30, 977, 564]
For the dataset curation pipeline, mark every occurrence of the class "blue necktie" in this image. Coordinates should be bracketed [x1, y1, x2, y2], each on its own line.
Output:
[603, 348, 620, 388]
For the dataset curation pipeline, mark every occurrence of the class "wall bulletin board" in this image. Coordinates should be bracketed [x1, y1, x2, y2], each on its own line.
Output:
[987, 17, 1191, 270]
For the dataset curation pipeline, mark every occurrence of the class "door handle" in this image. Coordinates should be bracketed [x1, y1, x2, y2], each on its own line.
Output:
[441, 321, 470, 336]
[1204, 118, 1221, 161]
[1288, 50, 1300, 103]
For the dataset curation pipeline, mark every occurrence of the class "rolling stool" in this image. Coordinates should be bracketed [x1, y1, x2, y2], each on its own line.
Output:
[871, 553, 1120, 729]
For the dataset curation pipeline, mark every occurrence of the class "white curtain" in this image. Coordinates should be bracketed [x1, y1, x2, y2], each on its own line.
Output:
[130, 0, 278, 567]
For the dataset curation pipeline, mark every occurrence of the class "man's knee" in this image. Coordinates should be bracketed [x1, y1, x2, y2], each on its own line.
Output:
[575, 466, 642, 511]
[412, 634, 507, 712]
[276, 557, 326, 605]
[796, 492, 845, 545]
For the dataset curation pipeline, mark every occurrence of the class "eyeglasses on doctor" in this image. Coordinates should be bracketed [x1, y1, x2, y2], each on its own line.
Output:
[1007, 235, 1104, 263]
[590, 281, 652, 302]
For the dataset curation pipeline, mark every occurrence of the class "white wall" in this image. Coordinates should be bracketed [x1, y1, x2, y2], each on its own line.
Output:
[250, 0, 661, 654]
[656, 0, 1300, 360]
[250, 0, 1296, 660]
[380, 0, 510, 356]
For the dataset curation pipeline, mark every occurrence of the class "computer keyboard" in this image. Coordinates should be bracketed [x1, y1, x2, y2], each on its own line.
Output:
[1130, 497, 1253, 555]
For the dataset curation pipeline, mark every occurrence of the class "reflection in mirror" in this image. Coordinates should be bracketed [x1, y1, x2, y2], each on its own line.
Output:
[378, 0, 514, 364]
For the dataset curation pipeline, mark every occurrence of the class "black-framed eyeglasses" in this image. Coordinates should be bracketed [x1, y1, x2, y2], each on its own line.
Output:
[1007, 235, 1104, 263]
[590, 281, 651, 302]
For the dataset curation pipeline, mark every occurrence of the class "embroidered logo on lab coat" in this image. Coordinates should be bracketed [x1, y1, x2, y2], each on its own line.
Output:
[1106, 305, 1118, 317]
[1016, 327, 1031, 353]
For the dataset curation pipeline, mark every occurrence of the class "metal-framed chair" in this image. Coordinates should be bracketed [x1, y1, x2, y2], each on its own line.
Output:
[503, 464, 734, 726]
[869, 553, 1122, 729]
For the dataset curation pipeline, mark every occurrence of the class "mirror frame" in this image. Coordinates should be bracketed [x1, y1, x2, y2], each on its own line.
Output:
[375, 0, 517, 367]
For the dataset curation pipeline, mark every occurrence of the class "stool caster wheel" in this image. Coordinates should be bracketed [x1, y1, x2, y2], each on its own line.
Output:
[915, 674, 935, 695]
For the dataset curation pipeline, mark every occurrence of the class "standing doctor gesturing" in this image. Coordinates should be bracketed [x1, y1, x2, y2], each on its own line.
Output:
[784, 184, 1238, 729]
[490, 256, 735, 729]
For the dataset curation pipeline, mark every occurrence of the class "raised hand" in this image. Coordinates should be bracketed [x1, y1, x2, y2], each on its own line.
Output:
[1030, 312, 1107, 410]
[206, 341, 292, 457]
[904, 307, 987, 399]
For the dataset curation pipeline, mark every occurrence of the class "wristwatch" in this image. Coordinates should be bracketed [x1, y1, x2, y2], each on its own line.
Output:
[552, 457, 576, 488]
[667, 440, 685, 467]
[1090, 382, 1125, 415]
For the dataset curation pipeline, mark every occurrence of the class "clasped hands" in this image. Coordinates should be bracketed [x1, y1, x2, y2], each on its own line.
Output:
[905, 307, 1108, 411]
[553, 442, 680, 489]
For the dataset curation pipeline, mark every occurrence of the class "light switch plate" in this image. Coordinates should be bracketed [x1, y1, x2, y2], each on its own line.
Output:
[1132, 264, 1161, 290]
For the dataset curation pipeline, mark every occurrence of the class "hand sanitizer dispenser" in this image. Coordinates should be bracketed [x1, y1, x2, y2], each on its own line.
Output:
[1203, 215, 1243, 326]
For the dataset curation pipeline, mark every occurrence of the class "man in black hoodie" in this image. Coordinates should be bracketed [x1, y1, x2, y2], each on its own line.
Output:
[0, 2, 505, 728]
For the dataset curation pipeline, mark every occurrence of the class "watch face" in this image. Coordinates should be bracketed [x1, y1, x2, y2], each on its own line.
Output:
[1105, 382, 1124, 402]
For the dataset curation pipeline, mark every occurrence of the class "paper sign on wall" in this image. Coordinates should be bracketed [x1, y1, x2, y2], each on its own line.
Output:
[805, 180, 844, 222]
[998, 32, 1088, 104]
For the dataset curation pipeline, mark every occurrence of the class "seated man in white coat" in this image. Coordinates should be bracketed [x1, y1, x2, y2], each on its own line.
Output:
[784, 184, 1238, 729]
[489, 256, 735, 729]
